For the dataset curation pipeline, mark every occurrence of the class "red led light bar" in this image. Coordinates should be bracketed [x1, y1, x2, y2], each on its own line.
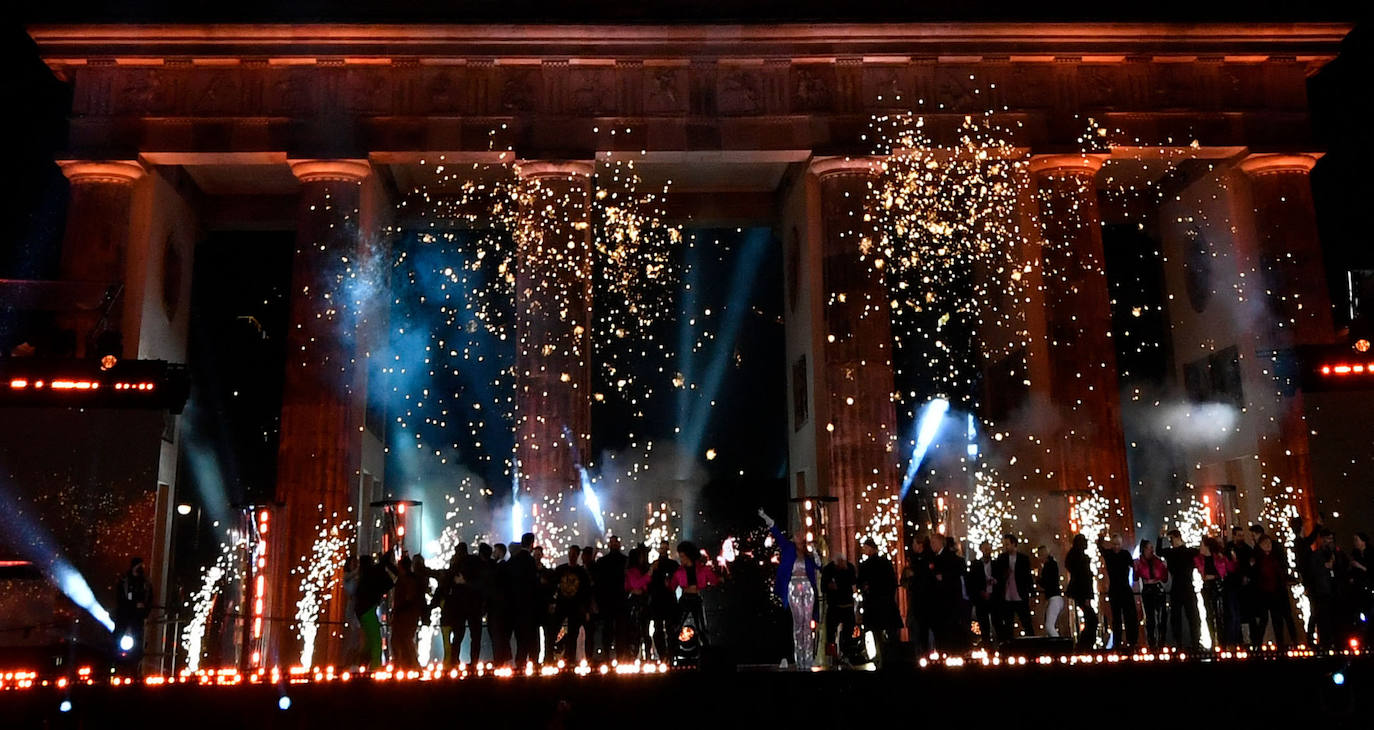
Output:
[1319, 362, 1374, 376]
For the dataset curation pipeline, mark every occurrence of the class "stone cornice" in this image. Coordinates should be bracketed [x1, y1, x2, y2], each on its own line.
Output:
[58, 159, 146, 184]
[28, 23, 1351, 66]
[515, 160, 595, 179]
[1238, 153, 1319, 176]
[288, 159, 371, 182]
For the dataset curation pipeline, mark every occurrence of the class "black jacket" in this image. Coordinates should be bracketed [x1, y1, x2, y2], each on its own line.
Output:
[991, 551, 1035, 603]
[1065, 547, 1094, 603]
[1037, 556, 1062, 598]
[592, 550, 629, 611]
[505, 549, 539, 617]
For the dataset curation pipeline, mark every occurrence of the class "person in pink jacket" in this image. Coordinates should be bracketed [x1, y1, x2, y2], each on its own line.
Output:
[669, 541, 717, 647]
[1195, 537, 1235, 647]
[624, 546, 654, 660]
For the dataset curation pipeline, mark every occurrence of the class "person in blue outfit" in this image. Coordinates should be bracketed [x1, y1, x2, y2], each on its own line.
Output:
[759, 508, 819, 669]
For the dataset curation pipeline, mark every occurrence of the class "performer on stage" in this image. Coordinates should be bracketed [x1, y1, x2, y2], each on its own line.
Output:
[760, 508, 819, 669]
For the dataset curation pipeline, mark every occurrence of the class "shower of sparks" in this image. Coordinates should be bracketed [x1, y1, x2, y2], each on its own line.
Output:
[1260, 494, 1313, 632]
[1068, 491, 1110, 646]
[294, 517, 355, 670]
[181, 533, 246, 674]
[867, 108, 1031, 547]
[384, 133, 686, 546]
[1168, 491, 1216, 650]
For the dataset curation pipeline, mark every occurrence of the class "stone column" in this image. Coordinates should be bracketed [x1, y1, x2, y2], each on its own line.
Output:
[1239, 153, 1332, 521]
[271, 159, 371, 668]
[56, 160, 145, 358]
[1029, 154, 1133, 534]
[811, 157, 900, 563]
[514, 161, 595, 544]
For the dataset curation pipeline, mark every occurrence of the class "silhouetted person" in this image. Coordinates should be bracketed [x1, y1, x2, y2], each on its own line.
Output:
[489, 543, 512, 665]
[434, 545, 470, 665]
[507, 533, 540, 665]
[903, 534, 936, 655]
[993, 533, 1035, 643]
[1066, 534, 1098, 649]
[857, 538, 900, 665]
[823, 552, 858, 664]
[1036, 545, 1064, 638]
[648, 540, 679, 661]
[1098, 533, 1137, 651]
[391, 555, 424, 668]
[1196, 537, 1234, 647]
[1252, 535, 1292, 647]
[356, 554, 397, 669]
[113, 557, 153, 672]
[930, 533, 967, 650]
[1160, 529, 1201, 649]
[553, 545, 591, 661]
[967, 541, 996, 645]
[592, 536, 629, 662]
[1307, 528, 1343, 648]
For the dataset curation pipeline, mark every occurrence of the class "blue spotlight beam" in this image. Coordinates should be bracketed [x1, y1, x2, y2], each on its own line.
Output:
[900, 398, 950, 499]
[0, 480, 116, 631]
[677, 230, 770, 478]
[561, 426, 605, 536]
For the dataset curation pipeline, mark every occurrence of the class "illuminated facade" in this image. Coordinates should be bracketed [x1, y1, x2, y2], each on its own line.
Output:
[25, 21, 1367, 666]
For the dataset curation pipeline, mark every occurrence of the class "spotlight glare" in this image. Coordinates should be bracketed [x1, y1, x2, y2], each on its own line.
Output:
[59, 699, 72, 713]
[119, 634, 134, 652]
[1331, 671, 1345, 686]
[278, 695, 292, 711]
[176, 503, 193, 516]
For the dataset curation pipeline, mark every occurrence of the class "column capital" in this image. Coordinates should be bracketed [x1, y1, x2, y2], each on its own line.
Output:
[58, 160, 145, 184]
[809, 156, 882, 179]
[1028, 153, 1107, 177]
[515, 160, 595, 179]
[1238, 153, 1319, 177]
[288, 159, 372, 183]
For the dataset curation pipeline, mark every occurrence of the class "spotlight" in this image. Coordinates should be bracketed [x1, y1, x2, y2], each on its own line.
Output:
[278, 695, 292, 711]
[1331, 671, 1345, 686]
[59, 699, 72, 713]
[176, 504, 193, 516]
[100, 355, 118, 371]
[119, 634, 134, 652]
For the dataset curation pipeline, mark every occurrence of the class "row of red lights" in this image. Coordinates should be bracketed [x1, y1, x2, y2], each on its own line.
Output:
[1320, 362, 1374, 376]
[8, 379, 155, 391]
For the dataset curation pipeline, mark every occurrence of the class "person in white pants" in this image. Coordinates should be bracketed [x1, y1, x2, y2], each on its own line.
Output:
[1036, 545, 1066, 638]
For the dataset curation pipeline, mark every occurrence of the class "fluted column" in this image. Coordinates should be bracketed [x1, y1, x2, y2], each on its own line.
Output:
[56, 160, 146, 358]
[1029, 154, 1133, 534]
[811, 157, 900, 564]
[271, 159, 372, 668]
[514, 161, 595, 545]
[1239, 153, 1332, 521]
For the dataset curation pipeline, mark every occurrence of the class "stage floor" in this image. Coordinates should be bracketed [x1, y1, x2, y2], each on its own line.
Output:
[1, 652, 1369, 730]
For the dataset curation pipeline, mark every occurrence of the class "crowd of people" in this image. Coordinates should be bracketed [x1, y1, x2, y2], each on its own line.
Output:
[894, 517, 1371, 658]
[335, 513, 1369, 672]
[342, 532, 719, 669]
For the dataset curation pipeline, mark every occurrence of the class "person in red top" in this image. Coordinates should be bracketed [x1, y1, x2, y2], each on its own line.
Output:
[1252, 535, 1293, 647]
[1195, 537, 1235, 647]
[1134, 540, 1169, 650]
